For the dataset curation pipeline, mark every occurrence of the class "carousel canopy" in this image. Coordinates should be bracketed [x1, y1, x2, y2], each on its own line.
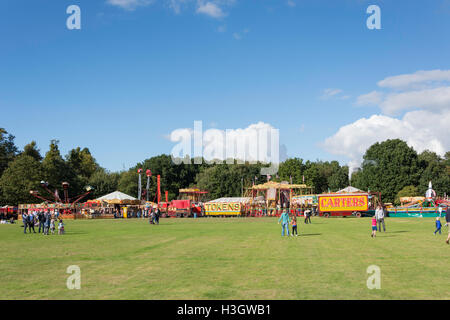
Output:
[209, 197, 251, 203]
[335, 186, 365, 194]
[251, 181, 310, 190]
[96, 191, 139, 204]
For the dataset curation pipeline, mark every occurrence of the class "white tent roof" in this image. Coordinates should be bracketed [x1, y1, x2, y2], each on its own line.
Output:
[335, 186, 365, 194]
[208, 197, 251, 203]
[96, 191, 137, 201]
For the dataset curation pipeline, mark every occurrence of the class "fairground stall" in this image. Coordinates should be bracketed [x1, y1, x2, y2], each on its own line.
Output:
[247, 181, 314, 216]
[290, 194, 318, 216]
[94, 191, 142, 218]
[204, 197, 252, 217]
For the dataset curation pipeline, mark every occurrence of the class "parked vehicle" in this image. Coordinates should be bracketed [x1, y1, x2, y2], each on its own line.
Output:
[318, 191, 381, 218]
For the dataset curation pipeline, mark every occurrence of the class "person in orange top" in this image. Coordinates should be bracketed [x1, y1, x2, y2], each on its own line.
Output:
[291, 215, 298, 237]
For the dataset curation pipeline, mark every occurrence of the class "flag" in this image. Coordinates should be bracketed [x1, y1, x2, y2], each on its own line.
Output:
[302, 175, 305, 183]
[290, 175, 292, 184]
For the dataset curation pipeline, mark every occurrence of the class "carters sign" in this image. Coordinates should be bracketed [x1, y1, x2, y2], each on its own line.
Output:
[318, 195, 368, 212]
[204, 202, 241, 216]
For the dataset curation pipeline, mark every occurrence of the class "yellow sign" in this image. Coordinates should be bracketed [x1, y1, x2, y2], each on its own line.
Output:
[204, 202, 241, 216]
[319, 195, 368, 212]
[123, 207, 128, 219]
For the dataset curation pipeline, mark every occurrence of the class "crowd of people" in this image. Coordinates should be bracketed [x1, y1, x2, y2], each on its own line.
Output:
[111, 206, 162, 221]
[21, 211, 65, 235]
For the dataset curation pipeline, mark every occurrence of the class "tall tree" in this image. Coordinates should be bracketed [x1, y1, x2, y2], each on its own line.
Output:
[66, 147, 99, 179]
[0, 154, 44, 205]
[418, 158, 450, 196]
[88, 169, 120, 198]
[42, 140, 77, 197]
[118, 170, 139, 198]
[22, 141, 42, 161]
[0, 128, 18, 177]
[278, 158, 305, 183]
[351, 139, 422, 203]
[328, 164, 349, 191]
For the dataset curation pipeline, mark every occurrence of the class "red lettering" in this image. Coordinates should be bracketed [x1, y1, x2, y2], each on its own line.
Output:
[334, 198, 340, 207]
[328, 199, 334, 207]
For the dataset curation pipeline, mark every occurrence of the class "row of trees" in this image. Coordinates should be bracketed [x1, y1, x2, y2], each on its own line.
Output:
[0, 127, 449, 206]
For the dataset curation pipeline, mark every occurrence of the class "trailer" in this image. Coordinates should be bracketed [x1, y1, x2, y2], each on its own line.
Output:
[318, 190, 381, 218]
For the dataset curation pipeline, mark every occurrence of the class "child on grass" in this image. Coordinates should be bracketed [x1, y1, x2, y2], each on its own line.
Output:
[434, 217, 442, 235]
[291, 215, 298, 237]
[371, 216, 377, 238]
[50, 218, 55, 235]
[58, 219, 64, 235]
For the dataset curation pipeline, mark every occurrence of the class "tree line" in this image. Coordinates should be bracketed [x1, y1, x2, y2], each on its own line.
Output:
[0, 128, 448, 206]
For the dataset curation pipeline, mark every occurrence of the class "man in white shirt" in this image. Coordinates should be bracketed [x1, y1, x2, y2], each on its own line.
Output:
[375, 204, 386, 232]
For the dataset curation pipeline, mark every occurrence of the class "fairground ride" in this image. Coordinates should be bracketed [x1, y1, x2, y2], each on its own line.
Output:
[29, 180, 94, 213]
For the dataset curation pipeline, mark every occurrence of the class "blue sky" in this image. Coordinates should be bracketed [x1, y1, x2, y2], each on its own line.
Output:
[1, 0, 450, 172]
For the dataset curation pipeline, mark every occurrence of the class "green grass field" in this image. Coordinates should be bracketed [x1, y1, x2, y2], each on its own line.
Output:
[0, 217, 448, 300]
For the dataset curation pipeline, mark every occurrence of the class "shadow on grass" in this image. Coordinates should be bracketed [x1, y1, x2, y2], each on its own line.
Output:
[300, 233, 322, 237]
[64, 231, 89, 235]
[384, 231, 409, 233]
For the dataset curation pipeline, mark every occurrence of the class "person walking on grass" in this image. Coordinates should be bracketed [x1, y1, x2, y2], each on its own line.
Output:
[38, 211, 45, 233]
[278, 209, 291, 237]
[375, 204, 386, 232]
[44, 211, 51, 235]
[434, 217, 442, 235]
[28, 212, 36, 233]
[155, 207, 160, 225]
[50, 218, 56, 235]
[445, 207, 450, 228]
[306, 209, 312, 224]
[22, 212, 28, 234]
[371, 216, 377, 238]
[291, 215, 298, 237]
[149, 208, 154, 224]
[58, 219, 65, 235]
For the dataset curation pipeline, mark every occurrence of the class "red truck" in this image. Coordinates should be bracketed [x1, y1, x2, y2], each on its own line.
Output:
[166, 189, 207, 218]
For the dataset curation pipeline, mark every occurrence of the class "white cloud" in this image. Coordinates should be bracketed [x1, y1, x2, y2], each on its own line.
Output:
[323, 88, 341, 97]
[377, 69, 450, 90]
[196, 1, 225, 18]
[106, 0, 153, 10]
[380, 86, 450, 115]
[356, 90, 383, 106]
[323, 110, 450, 175]
[233, 32, 242, 40]
[232, 28, 249, 40]
[217, 25, 227, 32]
[168, 0, 188, 14]
[287, 0, 296, 7]
[325, 69, 450, 176]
